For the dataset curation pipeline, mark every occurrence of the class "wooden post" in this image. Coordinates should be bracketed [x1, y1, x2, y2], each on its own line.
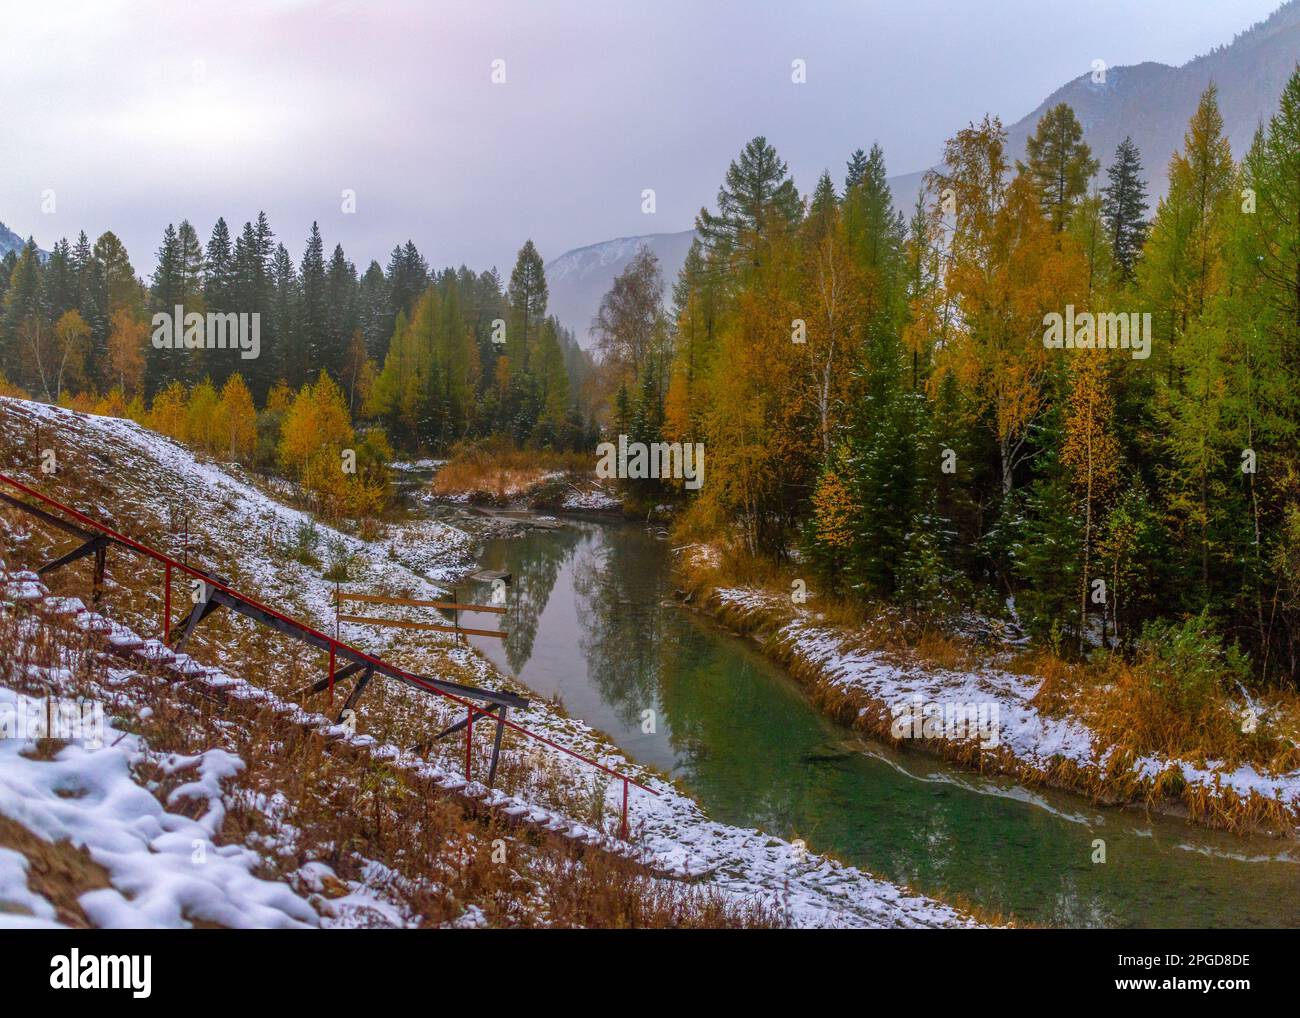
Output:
[620, 778, 629, 840]
[487, 706, 508, 787]
[464, 706, 474, 779]
[163, 562, 171, 643]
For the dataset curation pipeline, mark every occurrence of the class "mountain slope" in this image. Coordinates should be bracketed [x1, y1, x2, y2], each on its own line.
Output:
[891, 1, 1300, 212]
[0, 222, 42, 261]
[545, 230, 696, 350]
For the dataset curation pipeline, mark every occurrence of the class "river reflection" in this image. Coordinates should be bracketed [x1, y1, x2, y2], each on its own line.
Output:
[458, 516, 1300, 928]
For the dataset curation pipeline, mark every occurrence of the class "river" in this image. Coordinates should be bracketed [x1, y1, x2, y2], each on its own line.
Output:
[447, 513, 1299, 927]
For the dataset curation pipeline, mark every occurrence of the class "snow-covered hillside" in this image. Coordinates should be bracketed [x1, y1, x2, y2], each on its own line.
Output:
[0, 397, 977, 928]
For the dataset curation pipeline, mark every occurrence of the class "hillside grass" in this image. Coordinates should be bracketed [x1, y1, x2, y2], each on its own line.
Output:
[0, 409, 778, 928]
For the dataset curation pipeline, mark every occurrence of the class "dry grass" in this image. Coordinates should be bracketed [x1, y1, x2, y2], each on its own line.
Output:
[0, 816, 110, 927]
[680, 545, 1300, 838]
[432, 439, 590, 504]
[0, 585, 779, 929]
[0, 415, 778, 928]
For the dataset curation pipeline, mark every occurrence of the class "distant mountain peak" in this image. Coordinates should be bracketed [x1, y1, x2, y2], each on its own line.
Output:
[890, 1, 1300, 214]
[0, 221, 48, 262]
[545, 229, 696, 348]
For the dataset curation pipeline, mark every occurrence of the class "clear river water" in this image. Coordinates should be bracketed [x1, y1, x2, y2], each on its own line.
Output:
[448, 514, 1299, 927]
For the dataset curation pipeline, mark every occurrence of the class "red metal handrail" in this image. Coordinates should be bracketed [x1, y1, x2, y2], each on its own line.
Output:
[0, 470, 654, 838]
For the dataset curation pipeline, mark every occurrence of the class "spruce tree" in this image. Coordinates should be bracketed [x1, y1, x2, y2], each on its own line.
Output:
[204, 218, 234, 311]
[844, 147, 868, 191]
[298, 222, 328, 383]
[1100, 136, 1149, 281]
[271, 242, 300, 386]
[149, 225, 183, 390]
[357, 260, 390, 362]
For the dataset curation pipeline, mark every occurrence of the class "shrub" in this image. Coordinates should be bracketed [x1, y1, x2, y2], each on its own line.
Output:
[1134, 610, 1250, 717]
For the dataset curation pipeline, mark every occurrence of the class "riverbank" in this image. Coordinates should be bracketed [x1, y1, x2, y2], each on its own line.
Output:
[428, 442, 623, 514]
[681, 569, 1300, 840]
[0, 397, 980, 928]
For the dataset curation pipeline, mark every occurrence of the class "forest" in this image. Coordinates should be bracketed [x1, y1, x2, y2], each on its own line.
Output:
[4, 69, 1300, 686]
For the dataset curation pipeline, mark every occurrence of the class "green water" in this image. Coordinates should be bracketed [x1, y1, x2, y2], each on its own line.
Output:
[457, 517, 1300, 928]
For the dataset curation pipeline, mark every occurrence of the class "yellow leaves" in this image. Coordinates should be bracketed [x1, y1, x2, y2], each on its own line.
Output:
[1061, 354, 1122, 501]
[106, 308, 147, 397]
[265, 379, 294, 414]
[930, 152, 1090, 463]
[148, 374, 254, 463]
[92, 388, 130, 419]
[0, 371, 29, 399]
[148, 382, 189, 441]
[278, 371, 354, 478]
[662, 362, 692, 444]
[185, 378, 219, 452]
[213, 374, 257, 461]
[811, 466, 857, 550]
[276, 370, 384, 520]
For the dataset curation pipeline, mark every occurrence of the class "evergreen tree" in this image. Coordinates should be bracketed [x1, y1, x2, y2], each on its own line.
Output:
[1019, 102, 1099, 231]
[1101, 136, 1150, 281]
[203, 218, 235, 312]
[42, 240, 76, 321]
[696, 135, 802, 272]
[152, 224, 182, 312]
[298, 222, 328, 382]
[386, 241, 428, 322]
[357, 260, 390, 361]
[844, 147, 869, 191]
[270, 242, 299, 385]
[506, 239, 548, 374]
[323, 243, 357, 380]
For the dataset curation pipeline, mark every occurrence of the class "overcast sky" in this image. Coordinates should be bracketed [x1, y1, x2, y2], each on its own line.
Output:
[0, 0, 1283, 275]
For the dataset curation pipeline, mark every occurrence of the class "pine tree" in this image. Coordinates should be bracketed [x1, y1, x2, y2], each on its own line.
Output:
[844, 148, 869, 191]
[92, 231, 139, 315]
[298, 222, 328, 381]
[1101, 136, 1149, 281]
[1019, 103, 1099, 231]
[507, 239, 548, 374]
[270, 243, 299, 385]
[696, 136, 802, 272]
